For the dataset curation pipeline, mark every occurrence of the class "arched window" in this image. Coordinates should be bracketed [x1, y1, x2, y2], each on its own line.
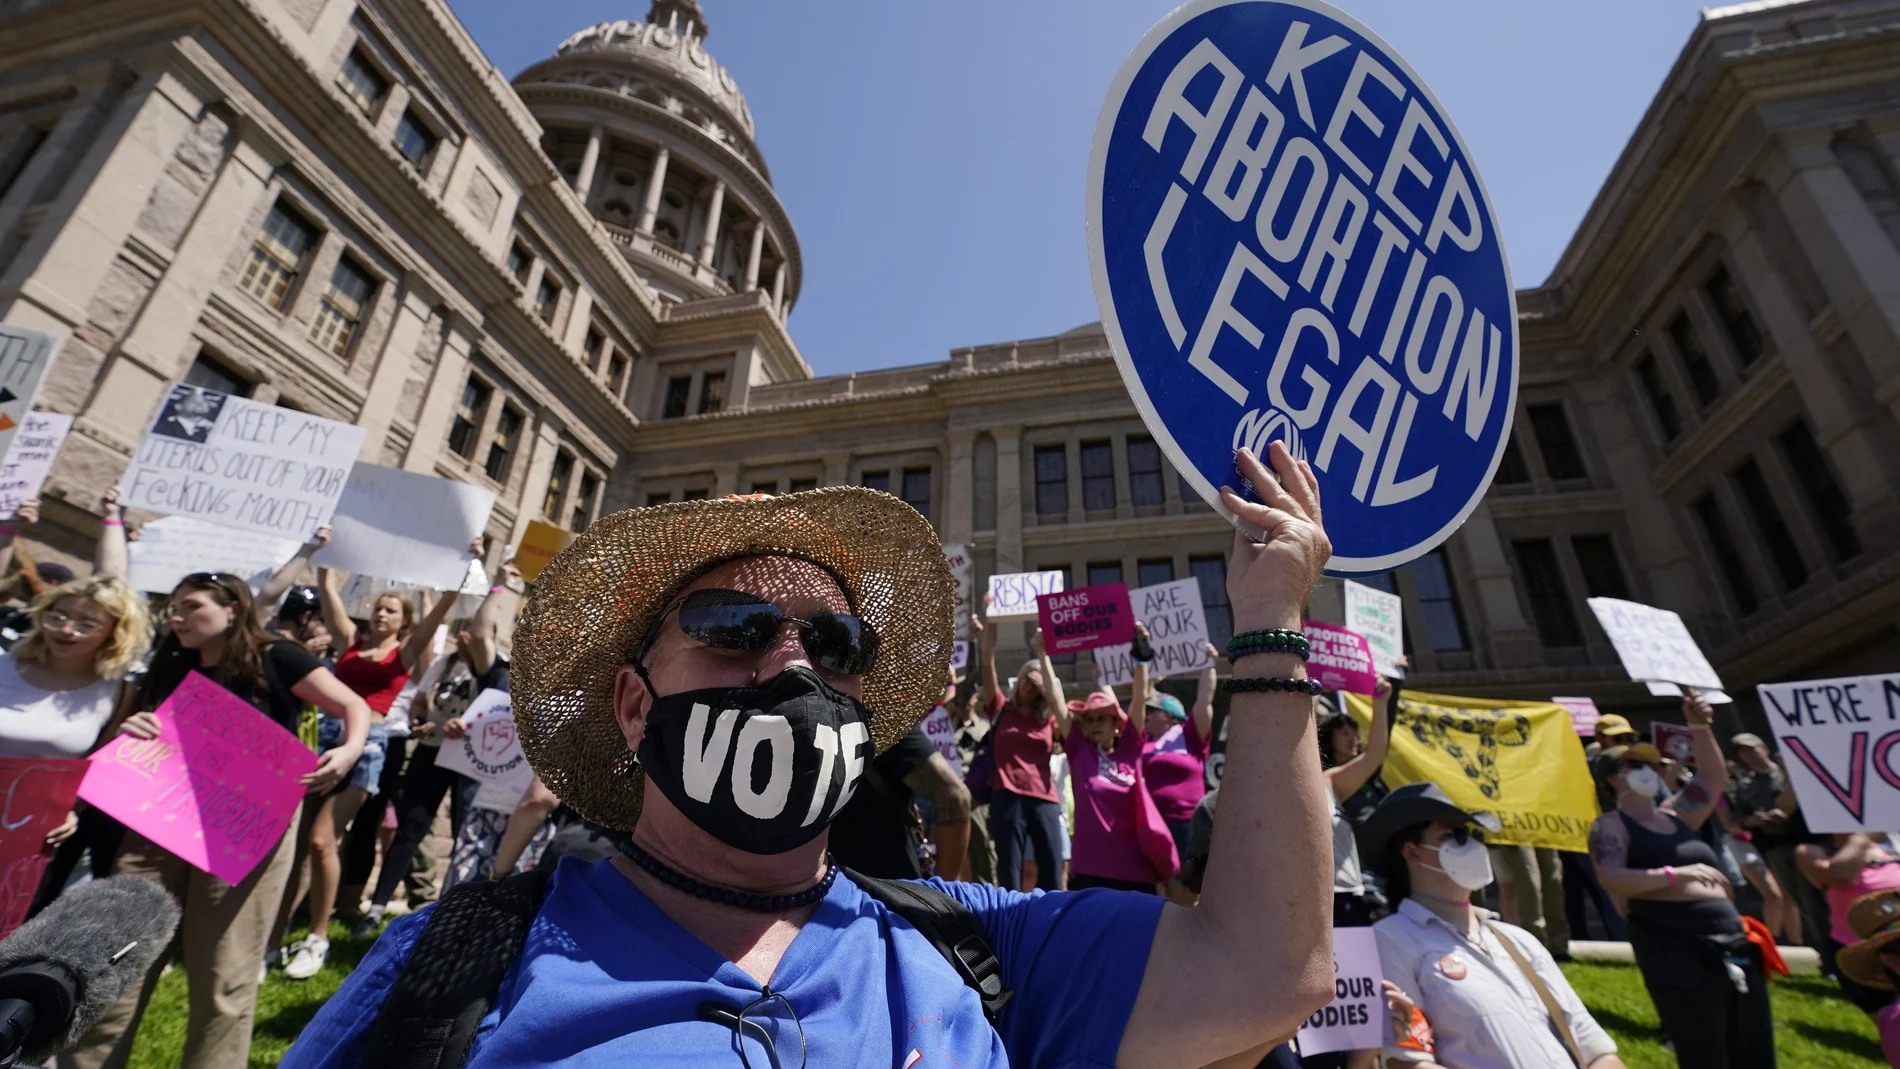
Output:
[603, 199, 633, 222]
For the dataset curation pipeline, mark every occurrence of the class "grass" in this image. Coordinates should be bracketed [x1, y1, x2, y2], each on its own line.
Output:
[124, 930, 1885, 1067]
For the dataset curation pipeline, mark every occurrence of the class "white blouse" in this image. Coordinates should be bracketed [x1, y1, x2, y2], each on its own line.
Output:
[0, 654, 122, 759]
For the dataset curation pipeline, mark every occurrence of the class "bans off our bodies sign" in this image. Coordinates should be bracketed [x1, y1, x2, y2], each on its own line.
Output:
[1038, 582, 1135, 656]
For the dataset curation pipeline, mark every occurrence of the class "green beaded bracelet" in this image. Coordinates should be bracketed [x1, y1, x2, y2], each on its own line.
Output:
[1226, 629, 1311, 660]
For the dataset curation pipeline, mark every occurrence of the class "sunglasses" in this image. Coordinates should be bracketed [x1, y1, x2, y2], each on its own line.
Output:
[1619, 761, 1657, 774]
[1440, 827, 1484, 847]
[178, 572, 243, 601]
[1078, 712, 1120, 724]
[638, 588, 879, 676]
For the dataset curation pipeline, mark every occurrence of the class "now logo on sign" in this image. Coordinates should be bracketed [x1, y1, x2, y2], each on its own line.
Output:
[680, 702, 870, 826]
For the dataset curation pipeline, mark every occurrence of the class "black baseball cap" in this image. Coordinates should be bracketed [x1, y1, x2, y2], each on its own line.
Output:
[1359, 781, 1501, 861]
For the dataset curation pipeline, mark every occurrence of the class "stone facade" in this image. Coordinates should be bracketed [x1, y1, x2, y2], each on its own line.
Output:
[0, 0, 1895, 733]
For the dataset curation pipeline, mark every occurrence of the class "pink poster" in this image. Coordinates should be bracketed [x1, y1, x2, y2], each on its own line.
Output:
[0, 757, 88, 938]
[79, 671, 315, 885]
[1303, 622, 1377, 696]
[1555, 696, 1602, 737]
[1037, 582, 1135, 655]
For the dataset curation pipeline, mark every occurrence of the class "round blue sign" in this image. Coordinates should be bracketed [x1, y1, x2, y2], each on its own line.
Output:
[1087, 0, 1517, 575]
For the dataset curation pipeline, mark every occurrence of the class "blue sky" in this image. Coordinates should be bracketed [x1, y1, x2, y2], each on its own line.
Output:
[450, 0, 1721, 376]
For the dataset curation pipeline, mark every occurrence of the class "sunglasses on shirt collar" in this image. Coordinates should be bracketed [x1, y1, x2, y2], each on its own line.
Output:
[635, 587, 880, 677]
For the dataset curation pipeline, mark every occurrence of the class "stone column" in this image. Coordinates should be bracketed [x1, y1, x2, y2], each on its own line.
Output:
[743, 222, 765, 292]
[520, 257, 546, 313]
[573, 124, 603, 200]
[115, 133, 276, 377]
[770, 262, 787, 317]
[355, 278, 437, 463]
[993, 426, 1023, 574]
[821, 451, 850, 488]
[712, 463, 740, 497]
[696, 180, 726, 267]
[403, 316, 475, 473]
[511, 419, 564, 546]
[636, 146, 669, 235]
[1571, 373, 1704, 612]
[945, 428, 976, 546]
[1457, 502, 1542, 668]
[562, 288, 594, 357]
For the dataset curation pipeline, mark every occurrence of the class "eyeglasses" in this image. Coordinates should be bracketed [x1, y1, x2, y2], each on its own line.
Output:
[41, 611, 106, 637]
[638, 588, 879, 676]
[699, 989, 806, 1069]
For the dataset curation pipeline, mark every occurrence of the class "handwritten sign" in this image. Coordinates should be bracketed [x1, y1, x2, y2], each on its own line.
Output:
[943, 544, 974, 638]
[1587, 597, 1723, 692]
[0, 757, 87, 937]
[1343, 580, 1404, 679]
[122, 385, 363, 538]
[987, 570, 1064, 621]
[0, 326, 58, 463]
[1759, 673, 1900, 833]
[1037, 582, 1134, 655]
[435, 688, 530, 794]
[314, 463, 495, 590]
[1097, 578, 1213, 687]
[515, 520, 574, 582]
[920, 704, 960, 766]
[1554, 696, 1602, 737]
[79, 671, 315, 884]
[1297, 927, 1386, 1056]
[950, 640, 970, 672]
[1652, 722, 1695, 763]
[125, 514, 303, 595]
[0, 412, 71, 519]
[1305, 622, 1377, 696]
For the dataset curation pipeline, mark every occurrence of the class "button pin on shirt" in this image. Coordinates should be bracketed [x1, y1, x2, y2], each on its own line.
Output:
[1438, 954, 1467, 980]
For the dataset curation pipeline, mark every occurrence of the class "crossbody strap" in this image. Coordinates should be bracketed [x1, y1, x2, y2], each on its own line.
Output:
[1485, 921, 1585, 1068]
[848, 870, 1014, 1027]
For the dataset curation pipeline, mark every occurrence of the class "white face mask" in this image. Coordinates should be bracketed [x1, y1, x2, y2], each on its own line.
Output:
[1421, 835, 1494, 891]
[1624, 766, 1662, 797]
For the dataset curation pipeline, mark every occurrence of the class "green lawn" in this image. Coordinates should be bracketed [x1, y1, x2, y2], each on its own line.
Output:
[125, 931, 1888, 1067]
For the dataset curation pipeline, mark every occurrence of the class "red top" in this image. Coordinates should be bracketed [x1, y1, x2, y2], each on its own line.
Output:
[333, 642, 409, 715]
[987, 691, 1058, 802]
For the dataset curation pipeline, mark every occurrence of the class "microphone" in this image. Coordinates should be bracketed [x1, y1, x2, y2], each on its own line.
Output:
[0, 876, 179, 1065]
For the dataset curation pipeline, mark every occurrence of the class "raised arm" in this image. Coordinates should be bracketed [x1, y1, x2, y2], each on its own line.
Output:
[1131, 630, 1151, 715]
[1118, 443, 1333, 1068]
[1667, 692, 1725, 831]
[1191, 641, 1218, 742]
[254, 525, 329, 625]
[0, 497, 27, 582]
[1327, 675, 1393, 799]
[93, 490, 128, 580]
[493, 776, 561, 879]
[402, 585, 460, 674]
[976, 595, 1001, 718]
[463, 558, 520, 678]
[905, 752, 972, 879]
[316, 567, 358, 652]
[1034, 627, 1070, 739]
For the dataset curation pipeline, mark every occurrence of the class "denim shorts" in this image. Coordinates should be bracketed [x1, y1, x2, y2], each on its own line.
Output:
[317, 716, 388, 796]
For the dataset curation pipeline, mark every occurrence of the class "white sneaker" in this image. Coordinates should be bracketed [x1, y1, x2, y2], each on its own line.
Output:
[283, 936, 329, 980]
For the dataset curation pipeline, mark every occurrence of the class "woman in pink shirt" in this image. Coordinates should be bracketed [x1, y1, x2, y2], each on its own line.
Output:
[1067, 689, 1177, 893]
[975, 594, 1069, 891]
[1798, 826, 1900, 1056]
[1135, 628, 1219, 882]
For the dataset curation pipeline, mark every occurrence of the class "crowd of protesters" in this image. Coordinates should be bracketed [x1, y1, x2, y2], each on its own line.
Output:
[0, 453, 1892, 1068]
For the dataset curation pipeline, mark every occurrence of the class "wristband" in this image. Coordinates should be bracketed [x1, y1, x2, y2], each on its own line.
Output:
[489, 585, 503, 594]
[1227, 628, 1311, 660]
[1220, 676, 1323, 697]
[0, 527, 17, 537]
[102, 518, 124, 527]
[1663, 865, 1677, 888]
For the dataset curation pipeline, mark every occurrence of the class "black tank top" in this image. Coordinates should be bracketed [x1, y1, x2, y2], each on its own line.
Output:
[1615, 810, 1721, 869]
[1617, 810, 1741, 934]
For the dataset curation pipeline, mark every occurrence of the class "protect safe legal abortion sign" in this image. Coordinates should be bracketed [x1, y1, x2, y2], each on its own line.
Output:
[1088, 0, 1517, 574]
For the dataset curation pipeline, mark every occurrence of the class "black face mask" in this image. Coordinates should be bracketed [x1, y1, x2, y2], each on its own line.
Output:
[637, 666, 874, 855]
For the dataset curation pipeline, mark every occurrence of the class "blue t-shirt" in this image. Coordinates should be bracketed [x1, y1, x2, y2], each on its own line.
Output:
[282, 857, 1164, 1068]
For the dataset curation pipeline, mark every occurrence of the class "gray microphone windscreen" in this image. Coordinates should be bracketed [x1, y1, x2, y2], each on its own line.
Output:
[0, 875, 180, 1059]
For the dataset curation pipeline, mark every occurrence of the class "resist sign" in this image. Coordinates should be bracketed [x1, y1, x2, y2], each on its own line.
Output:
[988, 570, 1065, 621]
[1038, 582, 1135, 655]
[1088, 0, 1517, 574]
[1759, 673, 1900, 834]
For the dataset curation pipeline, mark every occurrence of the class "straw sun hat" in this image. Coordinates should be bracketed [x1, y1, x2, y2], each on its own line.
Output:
[511, 487, 955, 831]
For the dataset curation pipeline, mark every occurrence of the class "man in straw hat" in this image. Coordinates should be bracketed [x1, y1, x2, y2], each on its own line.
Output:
[1835, 888, 1900, 1064]
[284, 444, 1337, 1069]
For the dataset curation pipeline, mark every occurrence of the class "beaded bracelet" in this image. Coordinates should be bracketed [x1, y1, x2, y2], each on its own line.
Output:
[1220, 677, 1324, 696]
[1226, 628, 1310, 660]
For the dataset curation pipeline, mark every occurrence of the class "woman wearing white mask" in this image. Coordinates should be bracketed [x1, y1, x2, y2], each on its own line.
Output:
[1367, 782, 1625, 1069]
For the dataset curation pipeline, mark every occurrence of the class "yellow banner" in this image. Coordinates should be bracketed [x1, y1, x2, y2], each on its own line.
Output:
[1342, 689, 1599, 852]
[515, 520, 575, 582]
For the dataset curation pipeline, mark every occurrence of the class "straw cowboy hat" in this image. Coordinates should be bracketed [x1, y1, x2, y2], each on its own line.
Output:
[511, 487, 955, 830]
[1838, 889, 1900, 990]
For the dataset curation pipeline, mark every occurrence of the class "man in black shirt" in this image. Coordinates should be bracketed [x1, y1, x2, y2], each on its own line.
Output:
[828, 725, 972, 879]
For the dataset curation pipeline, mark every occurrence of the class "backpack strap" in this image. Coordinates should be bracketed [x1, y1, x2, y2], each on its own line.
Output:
[362, 868, 553, 1069]
[846, 869, 1015, 1027]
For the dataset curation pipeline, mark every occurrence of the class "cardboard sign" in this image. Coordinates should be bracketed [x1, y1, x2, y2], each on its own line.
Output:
[1652, 722, 1695, 763]
[79, 671, 315, 885]
[1037, 582, 1135, 655]
[1296, 927, 1386, 1056]
[1097, 578, 1214, 688]
[121, 384, 364, 537]
[473, 776, 530, 815]
[0, 412, 71, 519]
[1305, 622, 1377, 695]
[1759, 673, 1900, 833]
[1586, 597, 1723, 692]
[987, 570, 1065, 621]
[314, 463, 495, 590]
[943, 544, 975, 639]
[0, 757, 88, 938]
[1554, 696, 1601, 737]
[515, 520, 574, 582]
[0, 326, 58, 464]
[125, 514, 304, 595]
[435, 688, 531, 796]
[1343, 580, 1404, 678]
[1087, 1, 1518, 575]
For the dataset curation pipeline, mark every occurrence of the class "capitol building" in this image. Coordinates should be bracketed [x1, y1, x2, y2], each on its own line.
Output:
[0, 0, 1896, 734]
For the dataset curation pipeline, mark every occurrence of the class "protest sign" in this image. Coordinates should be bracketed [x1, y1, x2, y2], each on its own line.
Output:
[0, 757, 87, 937]
[943, 544, 975, 638]
[1038, 582, 1134, 655]
[0, 412, 71, 519]
[1088, 1, 1518, 575]
[1586, 597, 1723, 692]
[1652, 722, 1694, 764]
[79, 671, 315, 884]
[0, 326, 58, 463]
[1554, 696, 1601, 737]
[1344, 689, 1598, 851]
[1305, 622, 1377, 695]
[1758, 673, 1900, 833]
[987, 570, 1064, 621]
[314, 463, 495, 590]
[1343, 580, 1404, 678]
[473, 777, 531, 815]
[1296, 927, 1385, 1056]
[950, 640, 970, 671]
[126, 514, 303, 595]
[121, 384, 363, 537]
[436, 688, 531, 794]
[516, 519, 574, 582]
[920, 704, 960, 765]
[1097, 577, 1214, 687]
